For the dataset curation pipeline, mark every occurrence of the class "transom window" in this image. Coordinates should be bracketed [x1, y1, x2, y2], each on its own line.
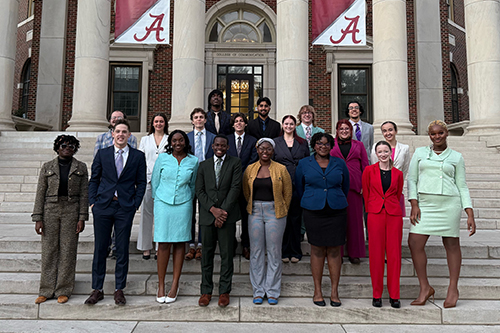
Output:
[208, 9, 273, 43]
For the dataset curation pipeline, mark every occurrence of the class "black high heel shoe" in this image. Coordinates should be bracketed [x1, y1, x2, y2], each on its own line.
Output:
[372, 298, 382, 307]
[390, 298, 401, 308]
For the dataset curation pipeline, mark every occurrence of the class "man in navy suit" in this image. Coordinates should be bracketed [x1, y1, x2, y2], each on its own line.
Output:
[226, 113, 258, 260]
[186, 108, 216, 260]
[205, 89, 232, 135]
[85, 119, 146, 306]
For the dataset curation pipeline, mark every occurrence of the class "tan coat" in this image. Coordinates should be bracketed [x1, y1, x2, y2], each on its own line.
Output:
[242, 160, 292, 219]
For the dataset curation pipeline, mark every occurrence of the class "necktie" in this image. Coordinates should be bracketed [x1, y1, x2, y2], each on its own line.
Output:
[195, 132, 203, 161]
[237, 136, 242, 157]
[215, 157, 222, 187]
[305, 126, 312, 144]
[116, 149, 124, 178]
[215, 113, 220, 133]
[355, 123, 362, 141]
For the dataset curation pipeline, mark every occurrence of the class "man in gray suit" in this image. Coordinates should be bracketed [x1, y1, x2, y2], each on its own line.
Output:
[346, 101, 374, 161]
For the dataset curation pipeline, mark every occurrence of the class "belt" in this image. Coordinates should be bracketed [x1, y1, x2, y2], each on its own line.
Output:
[112, 196, 119, 201]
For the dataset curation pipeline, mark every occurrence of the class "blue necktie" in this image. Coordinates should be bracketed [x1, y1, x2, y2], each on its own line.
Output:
[195, 132, 204, 162]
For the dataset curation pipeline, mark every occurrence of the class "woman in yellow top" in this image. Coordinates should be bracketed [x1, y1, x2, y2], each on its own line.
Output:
[407, 120, 476, 309]
[243, 138, 292, 305]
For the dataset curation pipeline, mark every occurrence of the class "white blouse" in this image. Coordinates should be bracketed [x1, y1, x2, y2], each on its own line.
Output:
[139, 133, 169, 182]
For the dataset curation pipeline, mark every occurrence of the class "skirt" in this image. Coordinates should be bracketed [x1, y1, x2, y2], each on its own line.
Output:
[154, 199, 192, 243]
[409, 193, 462, 237]
[303, 204, 347, 247]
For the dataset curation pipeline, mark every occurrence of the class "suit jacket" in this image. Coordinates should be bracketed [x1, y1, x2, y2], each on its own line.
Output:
[227, 133, 258, 172]
[330, 139, 369, 193]
[273, 136, 310, 191]
[370, 141, 410, 179]
[351, 120, 374, 160]
[196, 155, 242, 225]
[296, 124, 325, 153]
[89, 145, 147, 210]
[187, 130, 216, 161]
[205, 110, 232, 136]
[295, 155, 350, 211]
[362, 163, 404, 216]
[247, 117, 281, 139]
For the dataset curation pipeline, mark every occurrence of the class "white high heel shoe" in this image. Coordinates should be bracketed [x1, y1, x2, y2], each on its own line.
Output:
[156, 288, 165, 303]
[165, 287, 179, 303]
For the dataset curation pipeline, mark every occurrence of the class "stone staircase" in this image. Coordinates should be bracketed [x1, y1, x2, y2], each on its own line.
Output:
[0, 131, 499, 328]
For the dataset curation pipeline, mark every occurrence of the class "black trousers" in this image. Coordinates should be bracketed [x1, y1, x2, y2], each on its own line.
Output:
[281, 196, 303, 259]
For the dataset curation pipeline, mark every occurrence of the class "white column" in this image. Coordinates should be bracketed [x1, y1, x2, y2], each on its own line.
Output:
[169, 0, 206, 132]
[67, 0, 111, 132]
[372, 0, 414, 135]
[415, 0, 444, 134]
[465, 0, 500, 135]
[0, 0, 18, 131]
[276, 0, 309, 121]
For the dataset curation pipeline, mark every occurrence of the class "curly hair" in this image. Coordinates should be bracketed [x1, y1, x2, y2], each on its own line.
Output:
[53, 135, 80, 154]
[427, 120, 448, 133]
[166, 129, 192, 155]
[310, 132, 334, 153]
[344, 101, 364, 118]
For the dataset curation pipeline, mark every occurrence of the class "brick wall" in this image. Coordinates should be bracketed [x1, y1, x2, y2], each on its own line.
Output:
[61, 0, 78, 130]
[26, 0, 42, 121]
[441, 0, 452, 124]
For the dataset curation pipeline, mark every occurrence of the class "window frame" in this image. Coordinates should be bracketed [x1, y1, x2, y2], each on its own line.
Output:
[337, 65, 373, 123]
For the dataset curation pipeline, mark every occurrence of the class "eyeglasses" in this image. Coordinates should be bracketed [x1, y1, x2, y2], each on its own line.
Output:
[111, 116, 123, 120]
[61, 144, 75, 150]
[302, 111, 312, 115]
[348, 106, 360, 110]
[315, 142, 331, 147]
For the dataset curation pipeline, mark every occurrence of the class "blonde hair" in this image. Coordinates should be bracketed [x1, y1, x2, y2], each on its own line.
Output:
[427, 120, 448, 133]
[298, 105, 317, 127]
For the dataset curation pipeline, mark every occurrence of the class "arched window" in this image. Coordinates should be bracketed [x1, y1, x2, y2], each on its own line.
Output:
[450, 63, 459, 122]
[20, 59, 31, 118]
[208, 9, 273, 43]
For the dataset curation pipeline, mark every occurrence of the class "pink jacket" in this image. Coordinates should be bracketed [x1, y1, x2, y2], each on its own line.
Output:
[330, 139, 369, 193]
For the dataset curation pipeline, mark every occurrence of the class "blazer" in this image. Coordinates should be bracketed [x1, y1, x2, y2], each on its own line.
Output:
[330, 139, 369, 193]
[370, 141, 410, 179]
[138, 133, 168, 182]
[205, 110, 232, 136]
[243, 160, 292, 219]
[227, 133, 258, 172]
[295, 155, 350, 211]
[187, 130, 216, 161]
[362, 163, 404, 216]
[351, 120, 374, 160]
[32, 157, 89, 222]
[407, 146, 472, 209]
[151, 153, 198, 205]
[247, 117, 281, 139]
[195, 155, 242, 225]
[89, 145, 147, 210]
[273, 136, 310, 190]
[296, 124, 325, 153]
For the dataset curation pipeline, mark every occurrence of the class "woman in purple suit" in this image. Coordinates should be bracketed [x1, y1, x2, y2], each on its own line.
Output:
[330, 119, 369, 264]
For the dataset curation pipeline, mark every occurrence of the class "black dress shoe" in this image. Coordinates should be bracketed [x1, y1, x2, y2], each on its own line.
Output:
[372, 298, 382, 308]
[84, 290, 104, 305]
[349, 257, 361, 265]
[142, 254, 151, 260]
[313, 299, 326, 307]
[114, 289, 126, 306]
[390, 298, 401, 308]
[330, 299, 342, 307]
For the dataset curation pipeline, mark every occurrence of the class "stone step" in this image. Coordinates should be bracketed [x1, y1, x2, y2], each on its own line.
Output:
[402, 217, 499, 230]
[1, 273, 499, 300]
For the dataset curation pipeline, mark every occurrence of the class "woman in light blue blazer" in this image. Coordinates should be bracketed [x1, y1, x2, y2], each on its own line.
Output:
[151, 130, 198, 304]
[407, 120, 476, 309]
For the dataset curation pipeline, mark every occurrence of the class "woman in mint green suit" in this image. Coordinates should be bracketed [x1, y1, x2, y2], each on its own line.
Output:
[407, 120, 476, 309]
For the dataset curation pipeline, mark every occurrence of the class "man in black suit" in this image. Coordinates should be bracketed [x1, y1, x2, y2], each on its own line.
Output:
[227, 113, 258, 260]
[247, 97, 281, 139]
[205, 89, 232, 135]
[196, 135, 242, 308]
[85, 119, 146, 306]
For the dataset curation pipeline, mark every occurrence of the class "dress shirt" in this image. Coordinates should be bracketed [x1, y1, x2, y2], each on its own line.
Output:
[114, 145, 130, 168]
[301, 123, 312, 135]
[94, 129, 137, 156]
[139, 134, 168, 182]
[213, 154, 226, 168]
[349, 119, 362, 135]
[194, 129, 207, 162]
[234, 132, 245, 147]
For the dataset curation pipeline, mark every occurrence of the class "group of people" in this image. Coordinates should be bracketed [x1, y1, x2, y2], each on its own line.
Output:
[32, 93, 476, 310]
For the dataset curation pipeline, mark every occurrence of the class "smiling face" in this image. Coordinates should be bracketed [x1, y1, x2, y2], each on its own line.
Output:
[57, 142, 76, 159]
[282, 117, 296, 135]
[314, 136, 331, 157]
[210, 93, 223, 109]
[110, 111, 125, 127]
[429, 124, 448, 150]
[376, 144, 391, 164]
[112, 124, 131, 149]
[338, 124, 351, 140]
[257, 101, 271, 118]
[153, 115, 165, 133]
[257, 142, 273, 162]
[381, 123, 397, 143]
[212, 137, 229, 158]
[233, 116, 247, 135]
[300, 109, 313, 126]
[171, 132, 186, 154]
[347, 102, 361, 121]
[191, 112, 207, 130]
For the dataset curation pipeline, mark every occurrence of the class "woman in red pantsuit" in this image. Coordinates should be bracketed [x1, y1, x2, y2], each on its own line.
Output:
[330, 120, 368, 264]
[362, 141, 404, 308]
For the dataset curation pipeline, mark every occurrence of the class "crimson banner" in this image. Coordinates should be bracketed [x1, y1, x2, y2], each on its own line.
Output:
[312, 0, 366, 46]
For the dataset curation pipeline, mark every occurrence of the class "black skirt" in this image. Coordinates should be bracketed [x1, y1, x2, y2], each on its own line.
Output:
[303, 204, 347, 247]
